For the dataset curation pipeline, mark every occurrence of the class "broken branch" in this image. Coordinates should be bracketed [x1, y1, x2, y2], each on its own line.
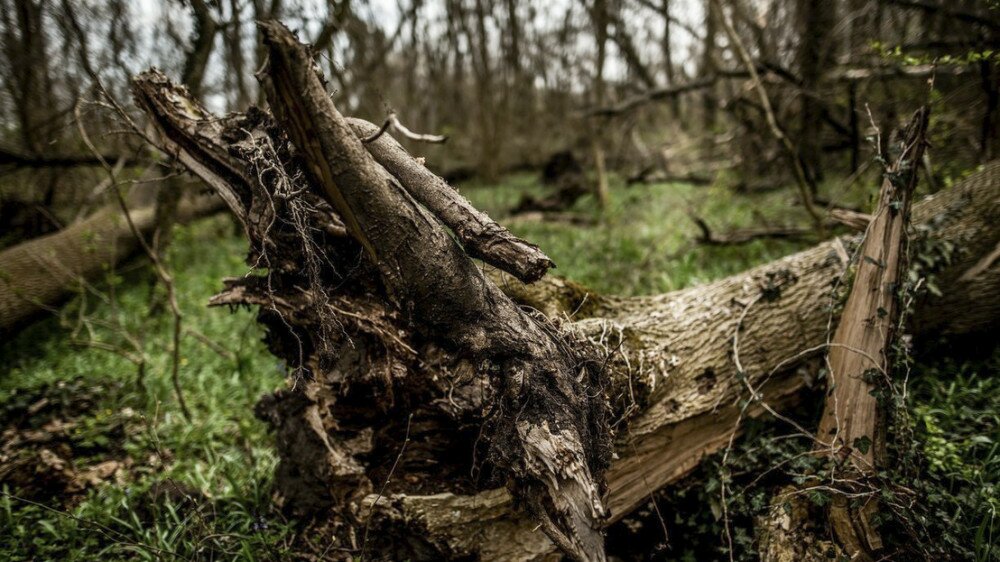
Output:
[348, 117, 555, 283]
[362, 111, 448, 144]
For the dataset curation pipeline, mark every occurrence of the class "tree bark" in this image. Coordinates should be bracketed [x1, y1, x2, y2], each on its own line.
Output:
[205, 22, 611, 561]
[361, 158, 1000, 561]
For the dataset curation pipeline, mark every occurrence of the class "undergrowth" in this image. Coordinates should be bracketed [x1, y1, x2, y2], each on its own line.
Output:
[0, 216, 291, 560]
[605, 343, 999, 561]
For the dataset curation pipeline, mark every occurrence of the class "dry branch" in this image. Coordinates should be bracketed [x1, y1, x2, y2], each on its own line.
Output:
[885, 0, 1000, 31]
[829, 208, 873, 231]
[588, 77, 717, 117]
[589, 64, 970, 118]
[347, 118, 554, 283]
[361, 112, 448, 144]
[690, 215, 815, 245]
[711, 0, 823, 233]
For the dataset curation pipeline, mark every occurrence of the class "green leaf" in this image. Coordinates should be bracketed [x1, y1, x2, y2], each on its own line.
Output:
[853, 435, 872, 455]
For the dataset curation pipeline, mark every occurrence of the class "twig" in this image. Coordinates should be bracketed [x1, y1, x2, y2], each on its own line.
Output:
[362, 111, 447, 144]
[183, 326, 236, 361]
[74, 97, 192, 421]
[358, 413, 413, 560]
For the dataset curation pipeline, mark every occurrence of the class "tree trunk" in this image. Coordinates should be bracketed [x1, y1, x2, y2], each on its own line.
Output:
[181, 0, 218, 101]
[659, 0, 681, 118]
[701, 0, 718, 137]
[360, 158, 1000, 561]
[589, 0, 611, 210]
[0, 194, 222, 335]
[797, 0, 837, 185]
[129, 28, 1000, 560]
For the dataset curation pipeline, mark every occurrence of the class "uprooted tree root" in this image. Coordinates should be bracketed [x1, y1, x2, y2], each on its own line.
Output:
[131, 22, 622, 561]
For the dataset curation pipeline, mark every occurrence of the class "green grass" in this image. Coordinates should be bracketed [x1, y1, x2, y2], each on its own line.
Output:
[905, 349, 1000, 561]
[460, 173, 829, 295]
[0, 172, 995, 560]
[1, 216, 292, 560]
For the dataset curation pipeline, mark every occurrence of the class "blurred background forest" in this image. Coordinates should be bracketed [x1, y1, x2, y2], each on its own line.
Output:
[0, 0, 998, 560]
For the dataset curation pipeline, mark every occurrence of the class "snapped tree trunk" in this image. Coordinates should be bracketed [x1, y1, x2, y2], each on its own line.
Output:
[813, 107, 928, 560]
[130, 24, 1000, 561]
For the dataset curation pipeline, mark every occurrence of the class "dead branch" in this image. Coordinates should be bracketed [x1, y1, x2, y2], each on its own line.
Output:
[626, 168, 713, 186]
[829, 208, 873, 231]
[885, 0, 1000, 31]
[74, 99, 191, 421]
[362, 112, 448, 144]
[690, 215, 815, 245]
[589, 61, 969, 119]
[348, 118, 554, 283]
[712, 0, 824, 234]
[588, 77, 717, 117]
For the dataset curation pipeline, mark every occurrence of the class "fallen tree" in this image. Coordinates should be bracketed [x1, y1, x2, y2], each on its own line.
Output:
[129, 23, 1000, 561]
[0, 194, 222, 335]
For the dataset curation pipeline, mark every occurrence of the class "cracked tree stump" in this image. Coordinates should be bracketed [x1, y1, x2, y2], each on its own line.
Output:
[813, 107, 929, 560]
[130, 24, 1000, 561]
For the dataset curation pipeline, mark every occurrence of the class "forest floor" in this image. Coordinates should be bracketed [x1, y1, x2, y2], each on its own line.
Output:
[1, 174, 997, 560]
